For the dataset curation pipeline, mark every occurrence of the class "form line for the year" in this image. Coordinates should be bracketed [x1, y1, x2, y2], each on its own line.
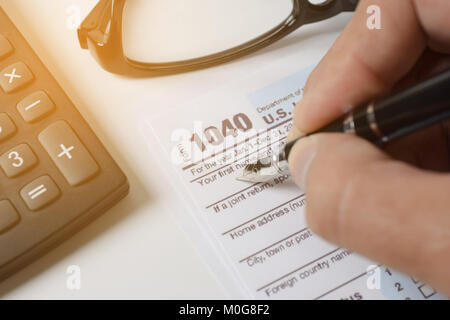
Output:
[189, 136, 285, 183]
[182, 118, 292, 171]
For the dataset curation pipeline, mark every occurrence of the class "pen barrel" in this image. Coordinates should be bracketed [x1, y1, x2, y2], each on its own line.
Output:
[284, 69, 450, 160]
[374, 69, 450, 138]
[324, 68, 450, 143]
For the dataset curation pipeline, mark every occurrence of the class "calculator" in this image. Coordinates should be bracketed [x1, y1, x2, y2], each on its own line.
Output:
[0, 6, 129, 280]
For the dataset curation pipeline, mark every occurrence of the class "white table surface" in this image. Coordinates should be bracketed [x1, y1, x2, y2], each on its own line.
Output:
[0, 0, 351, 299]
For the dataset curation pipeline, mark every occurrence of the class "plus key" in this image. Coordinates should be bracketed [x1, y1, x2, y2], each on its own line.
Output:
[38, 121, 99, 186]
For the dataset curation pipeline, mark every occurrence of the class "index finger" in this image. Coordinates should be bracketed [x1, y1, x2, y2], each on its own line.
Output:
[293, 0, 426, 133]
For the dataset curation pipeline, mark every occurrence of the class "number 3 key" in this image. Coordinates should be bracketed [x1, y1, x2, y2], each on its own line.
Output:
[0, 144, 38, 177]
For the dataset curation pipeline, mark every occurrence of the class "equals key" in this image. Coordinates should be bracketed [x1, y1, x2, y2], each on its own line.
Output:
[20, 176, 60, 211]
[28, 184, 47, 199]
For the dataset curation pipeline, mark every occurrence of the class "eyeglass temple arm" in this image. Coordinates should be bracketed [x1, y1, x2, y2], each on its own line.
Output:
[340, 0, 360, 11]
[301, 0, 359, 25]
[78, 0, 112, 50]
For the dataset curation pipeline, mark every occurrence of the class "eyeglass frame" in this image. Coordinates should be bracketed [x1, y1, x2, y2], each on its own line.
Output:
[78, 0, 359, 77]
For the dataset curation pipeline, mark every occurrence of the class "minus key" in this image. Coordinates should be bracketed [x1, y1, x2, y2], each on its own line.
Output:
[17, 91, 55, 123]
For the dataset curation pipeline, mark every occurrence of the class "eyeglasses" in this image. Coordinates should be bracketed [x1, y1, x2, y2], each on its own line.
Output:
[78, 0, 358, 77]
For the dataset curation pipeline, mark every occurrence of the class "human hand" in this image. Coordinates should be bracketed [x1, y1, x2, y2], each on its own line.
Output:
[288, 0, 450, 296]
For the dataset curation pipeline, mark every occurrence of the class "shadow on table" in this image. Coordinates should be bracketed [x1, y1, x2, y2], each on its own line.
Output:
[0, 135, 153, 298]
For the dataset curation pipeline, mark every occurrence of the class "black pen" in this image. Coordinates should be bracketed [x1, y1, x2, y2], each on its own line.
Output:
[237, 68, 450, 183]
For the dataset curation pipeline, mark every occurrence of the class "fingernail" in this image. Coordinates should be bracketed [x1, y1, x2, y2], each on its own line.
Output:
[288, 136, 317, 190]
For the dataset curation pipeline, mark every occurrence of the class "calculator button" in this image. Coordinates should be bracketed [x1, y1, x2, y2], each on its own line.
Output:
[0, 144, 38, 178]
[38, 121, 99, 186]
[17, 91, 55, 123]
[0, 62, 34, 93]
[0, 35, 13, 60]
[20, 176, 60, 211]
[0, 200, 20, 234]
[0, 113, 16, 142]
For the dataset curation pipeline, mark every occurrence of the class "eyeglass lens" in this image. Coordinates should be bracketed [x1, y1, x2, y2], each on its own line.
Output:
[122, 0, 294, 63]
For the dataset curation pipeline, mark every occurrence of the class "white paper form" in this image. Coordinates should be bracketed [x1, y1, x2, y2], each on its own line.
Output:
[142, 56, 447, 300]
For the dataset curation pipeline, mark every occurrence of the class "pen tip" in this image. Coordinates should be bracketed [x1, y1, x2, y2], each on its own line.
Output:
[236, 159, 273, 183]
[235, 164, 257, 183]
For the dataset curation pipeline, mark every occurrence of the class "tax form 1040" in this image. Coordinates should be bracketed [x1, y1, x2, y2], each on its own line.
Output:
[142, 59, 447, 300]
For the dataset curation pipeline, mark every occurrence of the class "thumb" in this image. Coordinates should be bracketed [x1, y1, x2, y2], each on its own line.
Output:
[288, 133, 450, 296]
